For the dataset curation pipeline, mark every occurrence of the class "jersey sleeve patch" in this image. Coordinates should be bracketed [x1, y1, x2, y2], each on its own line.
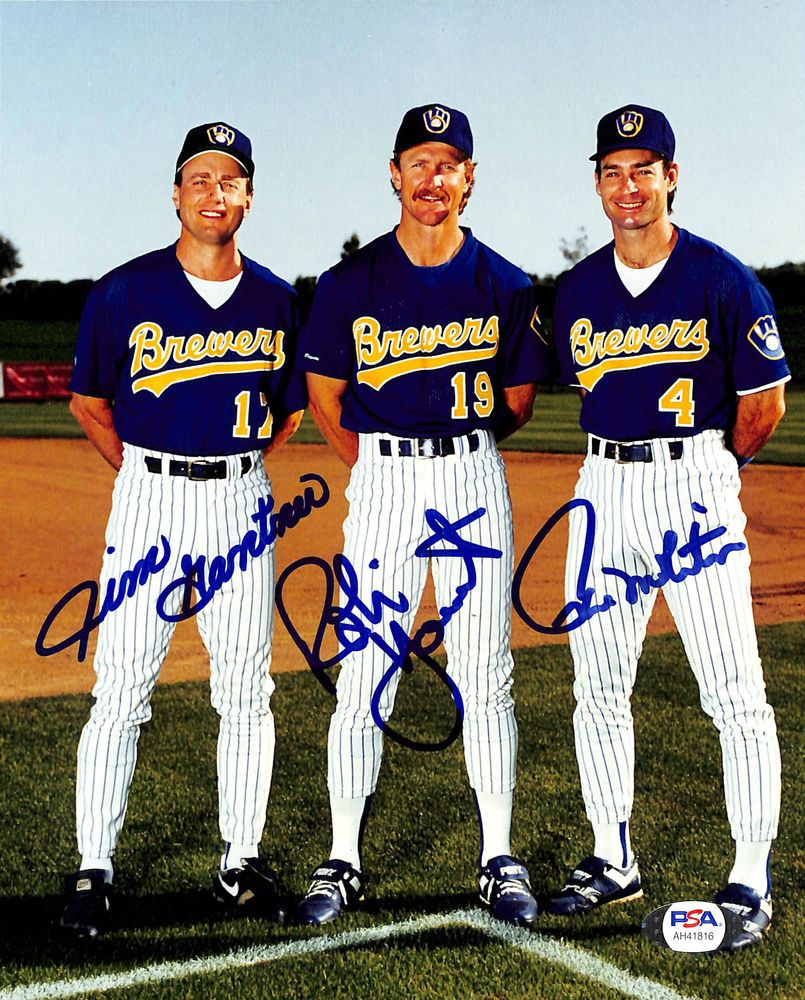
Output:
[530, 305, 550, 348]
[747, 315, 784, 360]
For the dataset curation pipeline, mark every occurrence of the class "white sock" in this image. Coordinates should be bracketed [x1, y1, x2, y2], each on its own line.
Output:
[330, 795, 369, 870]
[221, 842, 259, 871]
[475, 790, 513, 866]
[593, 821, 633, 869]
[80, 857, 114, 883]
[729, 841, 772, 897]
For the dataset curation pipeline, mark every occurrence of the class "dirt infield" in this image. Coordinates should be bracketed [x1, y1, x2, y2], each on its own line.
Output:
[1, 438, 803, 702]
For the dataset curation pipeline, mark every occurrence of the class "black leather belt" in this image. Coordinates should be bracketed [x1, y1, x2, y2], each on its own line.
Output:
[145, 455, 252, 479]
[591, 438, 683, 463]
[379, 431, 480, 458]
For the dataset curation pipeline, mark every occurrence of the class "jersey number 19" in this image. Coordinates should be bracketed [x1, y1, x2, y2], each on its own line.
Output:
[451, 371, 494, 419]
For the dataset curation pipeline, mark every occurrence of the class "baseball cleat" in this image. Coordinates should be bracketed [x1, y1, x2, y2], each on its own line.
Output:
[59, 869, 111, 940]
[213, 857, 287, 921]
[478, 855, 539, 927]
[295, 859, 364, 925]
[544, 856, 642, 915]
[714, 882, 772, 950]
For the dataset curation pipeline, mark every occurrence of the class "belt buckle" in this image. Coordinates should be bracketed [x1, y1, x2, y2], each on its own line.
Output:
[419, 438, 436, 458]
[615, 444, 629, 464]
[187, 461, 210, 481]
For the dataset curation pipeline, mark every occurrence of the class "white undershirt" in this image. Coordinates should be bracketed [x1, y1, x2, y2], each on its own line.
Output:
[183, 270, 243, 308]
[613, 249, 668, 298]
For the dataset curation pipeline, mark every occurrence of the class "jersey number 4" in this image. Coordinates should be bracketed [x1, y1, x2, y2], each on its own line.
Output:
[658, 377, 695, 427]
[232, 390, 273, 439]
[451, 372, 494, 419]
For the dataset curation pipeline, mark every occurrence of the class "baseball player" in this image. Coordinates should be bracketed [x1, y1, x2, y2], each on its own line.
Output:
[544, 104, 789, 950]
[296, 104, 551, 927]
[59, 122, 305, 939]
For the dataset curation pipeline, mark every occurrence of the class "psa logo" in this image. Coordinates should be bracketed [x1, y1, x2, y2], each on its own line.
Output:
[671, 909, 720, 928]
[642, 900, 743, 953]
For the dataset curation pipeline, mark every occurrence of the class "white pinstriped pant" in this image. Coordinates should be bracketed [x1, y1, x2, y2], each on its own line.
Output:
[565, 430, 781, 843]
[76, 443, 276, 860]
[328, 430, 518, 798]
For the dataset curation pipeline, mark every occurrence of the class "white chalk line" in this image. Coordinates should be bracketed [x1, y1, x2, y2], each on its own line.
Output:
[2, 908, 700, 1000]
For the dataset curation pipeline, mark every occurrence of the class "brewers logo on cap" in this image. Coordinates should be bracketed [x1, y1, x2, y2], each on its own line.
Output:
[616, 111, 644, 138]
[394, 104, 473, 158]
[176, 122, 255, 178]
[590, 104, 675, 162]
[423, 106, 451, 135]
[207, 124, 235, 146]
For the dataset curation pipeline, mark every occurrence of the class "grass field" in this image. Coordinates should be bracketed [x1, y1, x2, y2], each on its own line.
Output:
[1, 389, 803, 465]
[1, 623, 802, 999]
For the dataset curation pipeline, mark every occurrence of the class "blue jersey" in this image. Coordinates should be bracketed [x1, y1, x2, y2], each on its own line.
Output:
[552, 227, 790, 440]
[302, 228, 550, 437]
[71, 245, 306, 455]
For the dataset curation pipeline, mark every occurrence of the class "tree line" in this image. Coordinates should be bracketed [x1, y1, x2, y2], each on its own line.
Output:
[1, 233, 804, 324]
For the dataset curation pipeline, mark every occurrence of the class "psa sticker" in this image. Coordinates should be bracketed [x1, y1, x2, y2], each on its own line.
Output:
[423, 106, 450, 134]
[616, 111, 644, 138]
[747, 315, 784, 360]
[642, 901, 743, 952]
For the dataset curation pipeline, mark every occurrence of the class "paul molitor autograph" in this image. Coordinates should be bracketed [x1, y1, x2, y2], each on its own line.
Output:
[511, 499, 746, 635]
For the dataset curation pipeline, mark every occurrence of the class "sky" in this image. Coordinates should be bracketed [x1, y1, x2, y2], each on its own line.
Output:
[2, 0, 804, 286]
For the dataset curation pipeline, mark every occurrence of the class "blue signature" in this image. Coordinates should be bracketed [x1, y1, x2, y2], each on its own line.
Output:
[512, 499, 746, 635]
[35, 473, 329, 661]
[275, 507, 501, 752]
[156, 473, 329, 623]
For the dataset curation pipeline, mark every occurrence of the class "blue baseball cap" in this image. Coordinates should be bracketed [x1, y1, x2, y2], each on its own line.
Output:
[393, 104, 473, 159]
[590, 105, 675, 162]
[176, 122, 255, 179]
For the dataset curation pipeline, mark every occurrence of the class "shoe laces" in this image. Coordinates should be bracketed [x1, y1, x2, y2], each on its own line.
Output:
[306, 877, 340, 899]
[497, 877, 529, 898]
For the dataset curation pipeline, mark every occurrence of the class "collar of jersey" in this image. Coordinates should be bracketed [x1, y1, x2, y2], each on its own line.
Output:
[168, 242, 253, 278]
[608, 225, 686, 301]
[169, 242, 252, 308]
[389, 226, 475, 274]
